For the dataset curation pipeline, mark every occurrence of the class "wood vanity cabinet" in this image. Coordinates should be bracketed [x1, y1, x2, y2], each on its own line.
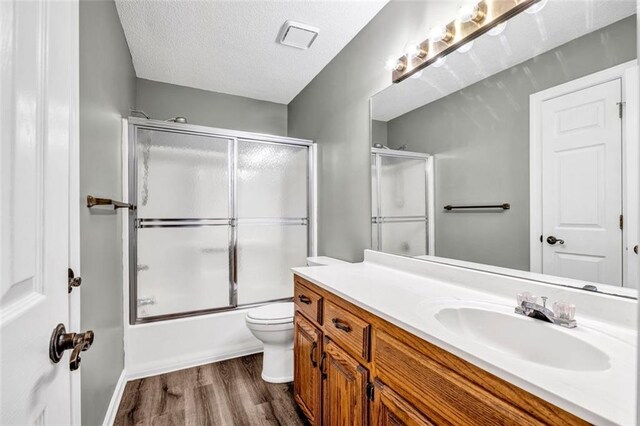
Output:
[322, 339, 369, 425]
[294, 312, 322, 424]
[371, 378, 434, 426]
[293, 274, 590, 426]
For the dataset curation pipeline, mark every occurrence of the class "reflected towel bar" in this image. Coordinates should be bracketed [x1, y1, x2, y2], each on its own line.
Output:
[444, 203, 510, 211]
[87, 195, 134, 210]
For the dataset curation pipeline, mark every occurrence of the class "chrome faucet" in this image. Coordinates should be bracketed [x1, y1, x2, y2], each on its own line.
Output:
[515, 293, 577, 328]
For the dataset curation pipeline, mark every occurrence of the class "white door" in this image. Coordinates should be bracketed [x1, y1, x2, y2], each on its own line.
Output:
[1, 0, 78, 424]
[541, 79, 622, 286]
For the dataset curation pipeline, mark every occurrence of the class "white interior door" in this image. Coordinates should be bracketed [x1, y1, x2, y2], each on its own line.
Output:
[541, 79, 622, 286]
[1, 0, 77, 424]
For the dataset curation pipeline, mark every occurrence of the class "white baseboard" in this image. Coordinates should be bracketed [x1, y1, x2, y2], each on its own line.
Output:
[125, 344, 263, 381]
[102, 370, 127, 426]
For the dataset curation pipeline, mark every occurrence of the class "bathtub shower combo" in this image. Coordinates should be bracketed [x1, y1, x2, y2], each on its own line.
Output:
[127, 118, 314, 324]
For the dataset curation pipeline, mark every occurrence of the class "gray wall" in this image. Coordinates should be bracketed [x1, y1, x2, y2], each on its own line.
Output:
[386, 16, 636, 271]
[136, 78, 288, 136]
[372, 120, 388, 147]
[79, 1, 136, 424]
[288, 1, 457, 262]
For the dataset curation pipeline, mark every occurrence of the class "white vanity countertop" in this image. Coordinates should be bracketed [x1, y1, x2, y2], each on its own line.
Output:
[292, 251, 637, 426]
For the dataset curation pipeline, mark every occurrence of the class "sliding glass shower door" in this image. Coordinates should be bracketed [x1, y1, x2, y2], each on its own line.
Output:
[236, 140, 308, 305]
[371, 150, 430, 256]
[130, 123, 311, 323]
[135, 129, 234, 320]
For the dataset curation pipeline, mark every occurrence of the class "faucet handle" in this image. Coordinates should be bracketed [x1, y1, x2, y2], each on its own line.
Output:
[541, 296, 548, 308]
[553, 301, 576, 320]
[517, 292, 537, 305]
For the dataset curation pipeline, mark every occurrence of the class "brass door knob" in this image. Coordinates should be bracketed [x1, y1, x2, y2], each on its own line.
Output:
[49, 324, 94, 371]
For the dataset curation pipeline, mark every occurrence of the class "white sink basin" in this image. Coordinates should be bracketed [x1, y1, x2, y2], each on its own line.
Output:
[433, 305, 610, 372]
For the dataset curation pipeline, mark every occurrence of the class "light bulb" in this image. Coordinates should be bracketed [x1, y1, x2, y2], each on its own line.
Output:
[458, 2, 485, 24]
[526, 0, 548, 14]
[385, 57, 405, 72]
[429, 25, 453, 43]
[432, 56, 446, 68]
[410, 70, 423, 79]
[457, 40, 474, 53]
[404, 41, 427, 59]
[385, 57, 397, 71]
[488, 22, 507, 36]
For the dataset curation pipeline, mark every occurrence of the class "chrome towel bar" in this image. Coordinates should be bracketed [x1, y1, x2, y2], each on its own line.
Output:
[444, 203, 510, 211]
[87, 195, 134, 210]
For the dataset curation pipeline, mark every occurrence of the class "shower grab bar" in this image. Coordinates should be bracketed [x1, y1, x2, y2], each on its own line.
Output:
[87, 195, 134, 210]
[444, 203, 510, 211]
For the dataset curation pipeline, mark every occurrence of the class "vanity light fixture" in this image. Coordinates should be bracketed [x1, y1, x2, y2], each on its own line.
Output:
[391, 0, 543, 83]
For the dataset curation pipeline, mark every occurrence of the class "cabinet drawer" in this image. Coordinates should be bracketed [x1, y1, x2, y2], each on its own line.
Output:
[324, 301, 371, 362]
[374, 330, 543, 426]
[294, 280, 323, 325]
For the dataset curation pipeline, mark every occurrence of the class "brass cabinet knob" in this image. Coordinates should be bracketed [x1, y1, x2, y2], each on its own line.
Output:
[49, 324, 94, 370]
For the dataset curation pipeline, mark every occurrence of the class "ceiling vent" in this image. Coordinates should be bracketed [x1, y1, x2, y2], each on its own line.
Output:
[278, 20, 319, 49]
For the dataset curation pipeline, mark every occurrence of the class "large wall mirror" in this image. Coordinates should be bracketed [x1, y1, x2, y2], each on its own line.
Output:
[370, 0, 638, 297]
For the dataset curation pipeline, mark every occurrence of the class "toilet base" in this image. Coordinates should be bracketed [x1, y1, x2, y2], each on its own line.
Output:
[260, 343, 293, 383]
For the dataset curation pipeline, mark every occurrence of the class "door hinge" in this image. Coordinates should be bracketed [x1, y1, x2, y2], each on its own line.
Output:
[617, 101, 625, 119]
[620, 214, 624, 230]
[366, 382, 375, 401]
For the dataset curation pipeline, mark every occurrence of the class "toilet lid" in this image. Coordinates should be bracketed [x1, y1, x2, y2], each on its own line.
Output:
[246, 302, 294, 323]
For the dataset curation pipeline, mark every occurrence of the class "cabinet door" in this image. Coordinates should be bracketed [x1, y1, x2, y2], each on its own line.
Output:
[323, 339, 369, 426]
[372, 378, 434, 426]
[294, 312, 322, 424]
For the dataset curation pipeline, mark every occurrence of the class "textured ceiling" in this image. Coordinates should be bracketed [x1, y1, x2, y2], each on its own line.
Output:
[372, 0, 637, 122]
[115, 0, 388, 104]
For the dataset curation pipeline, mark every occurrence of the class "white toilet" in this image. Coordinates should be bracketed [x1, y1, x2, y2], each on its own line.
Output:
[245, 256, 349, 383]
[245, 302, 295, 383]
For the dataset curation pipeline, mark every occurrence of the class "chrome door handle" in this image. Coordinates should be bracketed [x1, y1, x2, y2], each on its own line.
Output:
[546, 236, 565, 245]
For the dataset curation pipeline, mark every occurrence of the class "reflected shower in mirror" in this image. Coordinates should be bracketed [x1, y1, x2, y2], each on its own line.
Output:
[370, 0, 638, 296]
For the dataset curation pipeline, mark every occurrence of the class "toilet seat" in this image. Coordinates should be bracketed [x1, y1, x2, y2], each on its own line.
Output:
[246, 302, 294, 325]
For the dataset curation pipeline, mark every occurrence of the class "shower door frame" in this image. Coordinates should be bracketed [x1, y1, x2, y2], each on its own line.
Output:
[371, 148, 435, 256]
[127, 118, 315, 324]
